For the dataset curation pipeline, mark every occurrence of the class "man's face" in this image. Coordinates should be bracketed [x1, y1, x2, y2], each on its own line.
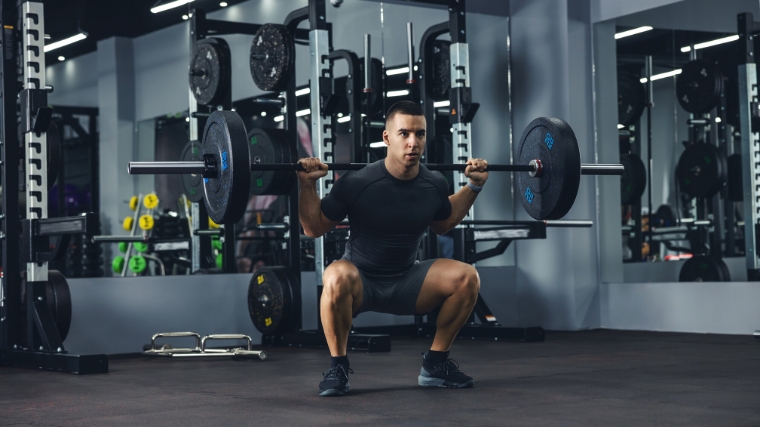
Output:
[383, 113, 427, 168]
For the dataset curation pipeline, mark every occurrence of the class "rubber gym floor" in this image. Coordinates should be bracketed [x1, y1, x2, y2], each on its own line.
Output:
[1, 329, 758, 426]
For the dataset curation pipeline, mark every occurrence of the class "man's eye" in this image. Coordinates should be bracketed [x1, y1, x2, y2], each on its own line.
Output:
[401, 132, 408, 137]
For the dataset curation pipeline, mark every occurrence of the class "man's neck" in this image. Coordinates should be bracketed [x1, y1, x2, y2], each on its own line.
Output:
[384, 156, 419, 180]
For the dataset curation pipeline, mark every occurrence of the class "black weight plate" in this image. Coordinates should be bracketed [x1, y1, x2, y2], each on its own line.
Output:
[431, 40, 451, 101]
[515, 117, 581, 220]
[676, 142, 726, 199]
[250, 24, 295, 92]
[181, 141, 204, 202]
[620, 153, 647, 205]
[202, 110, 251, 224]
[248, 128, 296, 195]
[20, 270, 72, 342]
[48, 121, 61, 188]
[617, 72, 646, 126]
[652, 204, 677, 228]
[359, 57, 384, 116]
[248, 266, 298, 334]
[679, 255, 730, 282]
[676, 59, 723, 114]
[190, 38, 231, 106]
[727, 153, 743, 202]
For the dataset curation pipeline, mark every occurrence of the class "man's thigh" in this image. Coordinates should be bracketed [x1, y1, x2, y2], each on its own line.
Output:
[414, 258, 476, 314]
[322, 259, 364, 315]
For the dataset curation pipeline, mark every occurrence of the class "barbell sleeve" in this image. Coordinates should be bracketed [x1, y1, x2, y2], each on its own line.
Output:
[579, 164, 624, 175]
[129, 161, 206, 174]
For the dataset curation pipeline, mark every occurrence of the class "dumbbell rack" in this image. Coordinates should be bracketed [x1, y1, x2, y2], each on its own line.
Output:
[0, 1, 108, 374]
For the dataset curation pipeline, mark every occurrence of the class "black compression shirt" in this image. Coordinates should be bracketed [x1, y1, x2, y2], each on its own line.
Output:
[320, 160, 452, 275]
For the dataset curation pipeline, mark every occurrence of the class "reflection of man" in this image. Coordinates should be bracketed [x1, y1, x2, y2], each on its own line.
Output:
[298, 101, 489, 396]
[236, 118, 313, 273]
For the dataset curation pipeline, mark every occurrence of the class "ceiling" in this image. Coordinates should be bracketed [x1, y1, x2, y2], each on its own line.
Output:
[40, 0, 246, 63]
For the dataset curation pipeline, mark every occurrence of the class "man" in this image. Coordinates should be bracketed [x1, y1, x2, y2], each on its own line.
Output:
[298, 100, 488, 396]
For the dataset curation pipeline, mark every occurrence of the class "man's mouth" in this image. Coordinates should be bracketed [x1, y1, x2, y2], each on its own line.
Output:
[405, 153, 419, 159]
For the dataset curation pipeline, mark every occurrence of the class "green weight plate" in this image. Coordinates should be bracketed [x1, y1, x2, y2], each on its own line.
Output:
[676, 59, 723, 114]
[248, 266, 299, 334]
[248, 127, 295, 195]
[216, 253, 223, 269]
[250, 24, 295, 92]
[620, 153, 647, 205]
[202, 110, 251, 224]
[212, 237, 222, 251]
[617, 71, 646, 126]
[189, 38, 231, 106]
[181, 141, 204, 203]
[359, 57, 384, 115]
[129, 255, 147, 274]
[431, 40, 451, 101]
[679, 255, 730, 282]
[133, 242, 148, 253]
[676, 142, 726, 199]
[118, 241, 128, 253]
[48, 121, 61, 188]
[112, 256, 125, 273]
[515, 117, 581, 220]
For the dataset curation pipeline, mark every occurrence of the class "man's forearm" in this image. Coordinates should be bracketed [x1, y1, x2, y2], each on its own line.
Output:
[299, 180, 324, 236]
[448, 185, 479, 228]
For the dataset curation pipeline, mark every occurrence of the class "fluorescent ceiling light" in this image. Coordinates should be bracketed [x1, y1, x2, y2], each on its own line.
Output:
[369, 141, 386, 148]
[617, 124, 625, 129]
[614, 26, 653, 40]
[681, 35, 739, 52]
[433, 100, 450, 108]
[387, 89, 409, 97]
[337, 116, 351, 123]
[296, 109, 310, 117]
[640, 69, 681, 83]
[386, 67, 409, 76]
[274, 115, 284, 122]
[260, 111, 267, 117]
[57, 56, 65, 61]
[295, 88, 310, 96]
[44, 33, 87, 53]
[151, 0, 194, 13]
[220, 2, 228, 6]
[182, 14, 189, 20]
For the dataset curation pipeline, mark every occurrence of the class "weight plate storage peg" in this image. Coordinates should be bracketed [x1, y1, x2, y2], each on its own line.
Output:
[359, 57, 384, 115]
[620, 153, 647, 205]
[249, 24, 295, 92]
[248, 266, 299, 334]
[515, 117, 582, 220]
[248, 127, 296, 195]
[676, 142, 727, 199]
[202, 110, 251, 224]
[679, 255, 730, 282]
[190, 38, 231, 106]
[676, 59, 724, 115]
[181, 141, 205, 202]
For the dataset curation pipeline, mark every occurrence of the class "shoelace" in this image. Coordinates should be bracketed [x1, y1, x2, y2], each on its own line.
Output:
[434, 359, 461, 375]
[321, 365, 354, 382]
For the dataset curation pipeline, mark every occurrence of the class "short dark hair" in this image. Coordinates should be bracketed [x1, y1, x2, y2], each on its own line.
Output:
[385, 100, 423, 125]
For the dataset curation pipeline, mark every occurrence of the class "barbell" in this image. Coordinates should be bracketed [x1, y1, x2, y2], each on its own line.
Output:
[127, 111, 624, 224]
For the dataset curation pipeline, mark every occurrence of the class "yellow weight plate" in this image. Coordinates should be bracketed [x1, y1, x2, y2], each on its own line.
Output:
[123, 216, 134, 231]
[129, 196, 139, 211]
[209, 217, 220, 229]
[139, 215, 155, 230]
[143, 193, 159, 210]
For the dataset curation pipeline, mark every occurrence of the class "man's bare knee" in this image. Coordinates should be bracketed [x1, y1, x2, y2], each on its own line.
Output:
[322, 262, 359, 300]
[456, 265, 480, 298]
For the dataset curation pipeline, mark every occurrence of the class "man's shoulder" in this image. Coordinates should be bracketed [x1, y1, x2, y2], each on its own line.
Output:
[333, 161, 385, 191]
[419, 164, 449, 188]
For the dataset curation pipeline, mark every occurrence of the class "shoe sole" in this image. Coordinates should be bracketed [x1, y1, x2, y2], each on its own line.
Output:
[319, 383, 350, 396]
[418, 376, 474, 388]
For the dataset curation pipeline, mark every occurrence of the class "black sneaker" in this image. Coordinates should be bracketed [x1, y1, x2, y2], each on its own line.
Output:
[418, 358, 474, 388]
[319, 365, 353, 396]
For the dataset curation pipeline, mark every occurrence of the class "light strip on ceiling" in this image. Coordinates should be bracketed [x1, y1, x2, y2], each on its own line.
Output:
[44, 33, 87, 53]
[151, 0, 194, 13]
[433, 100, 450, 108]
[337, 116, 351, 123]
[295, 88, 310, 96]
[614, 26, 653, 40]
[680, 35, 739, 52]
[640, 69, 682, 83]
[274, 115, 284, 122]
[295, 109, 310, 117]
[386, 67, 409, 76]
[369, 141, 386, 148]
[387, 89, 410, 97]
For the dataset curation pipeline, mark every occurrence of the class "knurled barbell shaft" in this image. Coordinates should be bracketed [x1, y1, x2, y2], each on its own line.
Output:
[128, 161, 624, 176]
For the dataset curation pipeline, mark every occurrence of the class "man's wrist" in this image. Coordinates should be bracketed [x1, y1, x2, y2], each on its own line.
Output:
[467, 181, 483, 193]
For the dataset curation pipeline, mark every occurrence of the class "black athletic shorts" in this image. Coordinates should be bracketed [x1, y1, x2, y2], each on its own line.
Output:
[353, 259, 437, 316]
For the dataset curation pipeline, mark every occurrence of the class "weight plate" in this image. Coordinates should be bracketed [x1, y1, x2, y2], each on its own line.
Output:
[123, 216, 134, 232]
[139, 215, 155, 231]
[133, 242, 148, 253]
[727, 153, 743, 202]
[190, 38, 231, 106]
[48, 121, 61, 188]
[129, 256, 147, 274]
[20, 270, 73, 342]
[431, 40, 451, 101]
[181, 141, 204, 202]
[651, 204, 677, 228]
[617, 72, 646, 126]
[676, 142, 726, 199]
[248, 127, 296, 195]
[216, 253, 223, 269]
[112, 256, 125, 273]
[515, 117, 581, 220]
[248, 266, 299, 334]
[143, 194, 159, 210]
[118, 241, 128, 253]
[620, 153, 647, 205]
[679, 255, 730, 282]
[202, 110, 251, 224]
[250, 24, 295, 92]
[359, 57, 384, 116]
[676, 59, 723, 114]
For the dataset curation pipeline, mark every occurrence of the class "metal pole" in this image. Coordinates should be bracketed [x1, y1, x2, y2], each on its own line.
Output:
[645, 55, 654, 256]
